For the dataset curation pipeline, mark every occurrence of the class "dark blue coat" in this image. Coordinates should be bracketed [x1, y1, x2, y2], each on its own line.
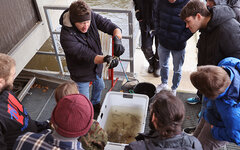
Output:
[60, 9, 118, 82]
[153, 0, 192, 50]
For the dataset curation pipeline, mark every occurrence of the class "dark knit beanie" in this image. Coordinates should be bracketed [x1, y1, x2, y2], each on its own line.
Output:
[69, 0, 91, 23]
[51, 94, 94, 137]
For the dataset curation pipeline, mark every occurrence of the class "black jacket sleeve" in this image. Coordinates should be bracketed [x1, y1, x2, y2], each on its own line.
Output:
[94, 12, 119, 35]
[219, 20, 240, 59]
[0, 127, 7, 150]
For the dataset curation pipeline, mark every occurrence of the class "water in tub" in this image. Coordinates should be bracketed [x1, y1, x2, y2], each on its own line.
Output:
[104, 105, 143, 144]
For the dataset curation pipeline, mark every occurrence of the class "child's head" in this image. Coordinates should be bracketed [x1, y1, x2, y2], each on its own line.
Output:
[190, 65, 231, 99]
[51, 94, 94, 138]
[150, 90, 185, 138]
[54, 82, 79, 102]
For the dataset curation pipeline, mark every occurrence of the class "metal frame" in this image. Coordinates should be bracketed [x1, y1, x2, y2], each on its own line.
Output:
[41, 6, 134, 76]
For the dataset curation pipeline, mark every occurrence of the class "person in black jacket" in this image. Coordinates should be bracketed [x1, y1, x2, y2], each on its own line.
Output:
[125, 90, 202, 150]
[186, 0, 240, 105]
[133, 0, 160, 77]
[154, 0, 193, 96]
[60, 0, 125, 112]
[0, 53, 49, 150]
[206, 0, 240, 22]
[181, 0, 240, 66]
[181, 0, 240, 104]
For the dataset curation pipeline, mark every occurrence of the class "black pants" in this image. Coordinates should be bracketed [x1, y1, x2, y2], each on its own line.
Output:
[139, 22, 159, 61]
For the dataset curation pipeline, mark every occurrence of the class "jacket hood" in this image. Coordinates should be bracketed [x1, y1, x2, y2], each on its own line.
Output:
[218, 58, 240, 106]
[206, 5, 236, 31]
[228, 0, 239, 6]
[213, 0, 227, 5]
[59, 9, 73, 28]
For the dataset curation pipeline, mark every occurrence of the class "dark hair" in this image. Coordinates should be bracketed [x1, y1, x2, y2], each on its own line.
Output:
[190, 65, 231, 99]
[151, 90, 185, 138]
[69, 0, 91, 23]
[180, 0, 211, 20]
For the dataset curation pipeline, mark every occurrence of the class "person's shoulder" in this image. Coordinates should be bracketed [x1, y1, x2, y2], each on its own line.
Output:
[14, 130, 53, 150]
[19, 129, 51, 139]
[181, 132, 203, 150]
[0, 90, 10, 99]
[125, 140, 146, 150]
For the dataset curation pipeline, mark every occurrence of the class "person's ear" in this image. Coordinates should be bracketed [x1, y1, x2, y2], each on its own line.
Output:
[196, 13, 202, 20]
[152, 113, 158, 129]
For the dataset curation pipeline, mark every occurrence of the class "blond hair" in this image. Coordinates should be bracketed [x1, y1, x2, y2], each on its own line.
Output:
[54, 82, 79, 102]
[0, 53, 16, 81]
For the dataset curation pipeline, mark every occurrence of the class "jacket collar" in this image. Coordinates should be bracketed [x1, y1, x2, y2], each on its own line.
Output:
[62, 11, 73, 27]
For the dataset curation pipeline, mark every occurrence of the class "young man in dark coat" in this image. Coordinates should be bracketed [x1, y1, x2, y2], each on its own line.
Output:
[60, 0, 125, 112]
[181, 0, 240, 66]
[154, 0, 193, 96]
[181, 0, 240, 104]
[0, 53, 49, 150]
[133, 0, 160, 77]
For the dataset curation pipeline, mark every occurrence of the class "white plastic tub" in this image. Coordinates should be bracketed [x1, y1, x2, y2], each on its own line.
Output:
[97, 91, 149, 150]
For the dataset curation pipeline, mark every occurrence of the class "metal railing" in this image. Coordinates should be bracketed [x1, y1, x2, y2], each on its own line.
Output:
[39, 6, 134, 78]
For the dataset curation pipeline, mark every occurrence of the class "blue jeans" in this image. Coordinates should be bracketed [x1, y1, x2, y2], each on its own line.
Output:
[158, 43, 185, 90]
[76, 75, 105, 105]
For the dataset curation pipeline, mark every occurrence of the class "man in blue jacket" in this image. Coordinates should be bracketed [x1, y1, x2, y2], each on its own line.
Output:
[190, 57, 240, 149]
[60, 0, 125, 112]
[154, 0, 193, 96]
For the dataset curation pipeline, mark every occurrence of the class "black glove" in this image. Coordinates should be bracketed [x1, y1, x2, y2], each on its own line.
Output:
[103, 55, 112, 64]
[103, 55, 119, 69]
[113, 36, 125, 57]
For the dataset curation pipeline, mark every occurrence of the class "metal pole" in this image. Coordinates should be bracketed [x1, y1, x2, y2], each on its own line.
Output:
[44, 7, 64, 74]
[128, 11, 134, 73]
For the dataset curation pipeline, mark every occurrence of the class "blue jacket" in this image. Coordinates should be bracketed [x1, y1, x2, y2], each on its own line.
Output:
[60, 9, 118, 82]
[153, 0, 192, 50]
[203, 57, 240, 145]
